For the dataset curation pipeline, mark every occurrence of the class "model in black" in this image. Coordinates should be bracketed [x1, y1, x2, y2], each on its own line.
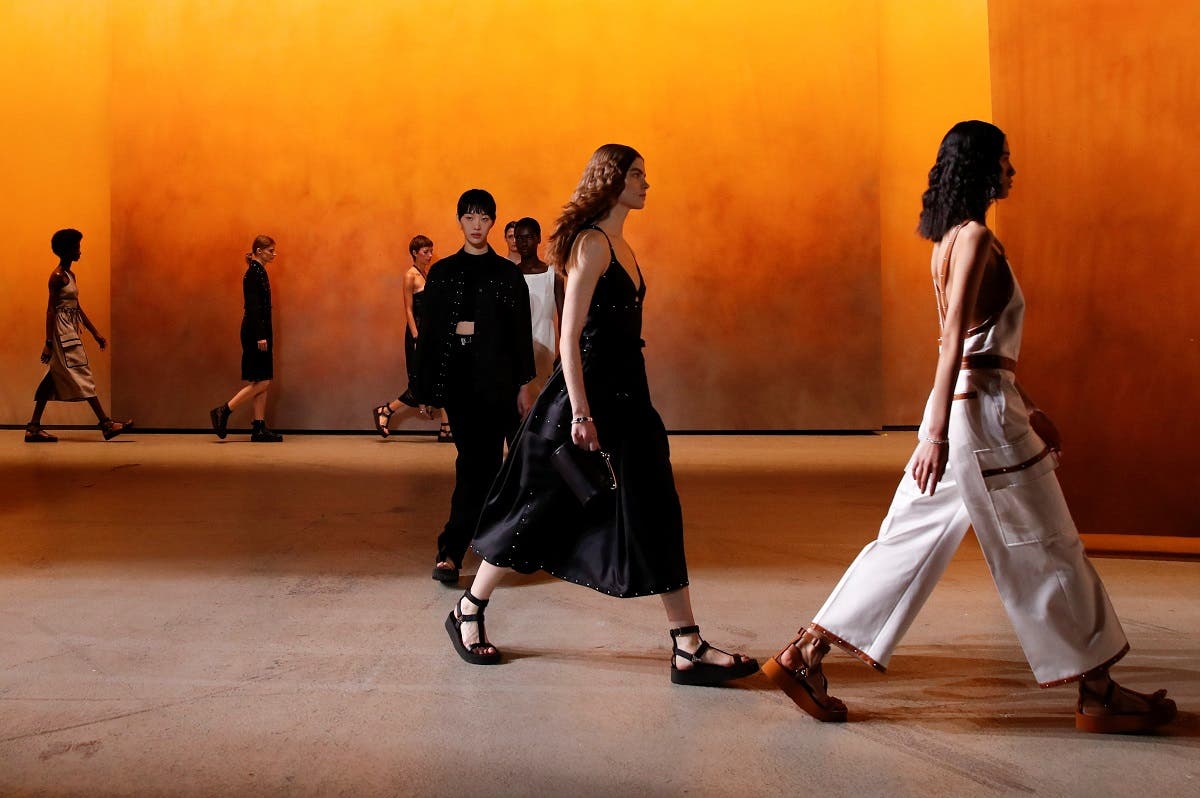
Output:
[442, 145, 758, 688]
[412, 189, 536, 583]
[209, 235, 283, 442]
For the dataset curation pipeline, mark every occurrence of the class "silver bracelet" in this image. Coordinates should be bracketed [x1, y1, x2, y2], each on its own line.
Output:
[571, 416, 593, 425]
[920, 434, 949, 446]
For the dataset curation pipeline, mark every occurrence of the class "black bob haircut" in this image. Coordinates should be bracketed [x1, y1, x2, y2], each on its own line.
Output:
[457, 189, 496, 219]
[51, 228, 83, 258]
[514, 217, 541, 238]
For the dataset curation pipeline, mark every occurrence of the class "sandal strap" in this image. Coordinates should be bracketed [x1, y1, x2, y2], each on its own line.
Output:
[376, 405, 393, 418]
[669, 624, 700, 638]
[463, 589, 489, 608]
[672, 639, 710, 662]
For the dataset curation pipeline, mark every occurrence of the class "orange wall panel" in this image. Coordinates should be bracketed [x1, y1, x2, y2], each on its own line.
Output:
[0, 2, 111, 425]
[988, 0, 1200, 534]
[109, 1, 884, 430]
[877, 0, 992, 424]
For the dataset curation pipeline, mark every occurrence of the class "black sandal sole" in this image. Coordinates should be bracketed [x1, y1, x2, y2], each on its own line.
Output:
[444, 611, 501, 665]
[670, 657, 760, 686]
[431, 565, 460, 583]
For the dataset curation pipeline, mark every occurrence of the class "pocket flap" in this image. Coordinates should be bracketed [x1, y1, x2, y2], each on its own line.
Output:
[973, 430, 1058, 489]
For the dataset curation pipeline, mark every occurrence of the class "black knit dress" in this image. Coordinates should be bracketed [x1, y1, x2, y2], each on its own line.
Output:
[471, 229, 688, 598]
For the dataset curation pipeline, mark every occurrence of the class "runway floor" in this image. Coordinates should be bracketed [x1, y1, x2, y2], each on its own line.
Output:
[1, 432, 1196, 797]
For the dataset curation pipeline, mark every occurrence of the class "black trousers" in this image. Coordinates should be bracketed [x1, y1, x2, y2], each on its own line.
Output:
[435, 343, 520, 567]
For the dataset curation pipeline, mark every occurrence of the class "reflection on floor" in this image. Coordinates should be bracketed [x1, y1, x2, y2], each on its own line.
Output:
[2, 433, 1196, 797]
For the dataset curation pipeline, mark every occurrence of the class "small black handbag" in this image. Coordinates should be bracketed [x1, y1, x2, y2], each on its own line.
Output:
[551, 442, 618, 505]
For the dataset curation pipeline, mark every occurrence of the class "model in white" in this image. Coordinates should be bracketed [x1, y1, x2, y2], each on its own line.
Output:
[511, 217, 563, 394]
[762, 121, 1176, 734]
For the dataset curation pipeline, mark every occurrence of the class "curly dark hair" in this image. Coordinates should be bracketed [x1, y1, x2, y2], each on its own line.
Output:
[917, 121, 1007, 241]
[50, 228, 83, 259]
[548, 144, 641, 274]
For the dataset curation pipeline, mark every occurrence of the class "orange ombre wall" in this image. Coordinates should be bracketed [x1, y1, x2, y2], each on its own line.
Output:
[988, 0, 1200, 535]
[108, 1, 885, 430]
[877, 0, 993, 425]
[0, 2, 111, 426]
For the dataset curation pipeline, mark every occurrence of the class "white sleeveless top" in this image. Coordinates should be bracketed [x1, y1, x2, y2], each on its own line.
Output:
[524, 268, 558, 356]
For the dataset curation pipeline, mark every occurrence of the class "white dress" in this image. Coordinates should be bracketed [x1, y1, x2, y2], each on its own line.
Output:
[523, 268, 558, 390]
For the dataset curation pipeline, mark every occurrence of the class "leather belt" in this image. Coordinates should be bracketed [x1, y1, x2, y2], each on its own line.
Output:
[980, 446, 1052, 478]
[961, 354, 1016, 372]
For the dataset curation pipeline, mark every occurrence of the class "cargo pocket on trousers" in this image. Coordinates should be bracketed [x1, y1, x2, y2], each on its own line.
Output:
[973, 431, 1074, 546]
[61, 338, 88, 369]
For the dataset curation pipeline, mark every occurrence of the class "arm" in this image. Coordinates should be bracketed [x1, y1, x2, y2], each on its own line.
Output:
[1015, 380, 1062, 453]
[559, 231, 609, 451]
[912, 224, 992, 494]
[402, 269, 420, 338]
[41, 272, 64, 362]
[244, 270, 270, 347]
[77, 306, 105, 348]
[553, 271, 565, 336]
[512, 270, 537, 416]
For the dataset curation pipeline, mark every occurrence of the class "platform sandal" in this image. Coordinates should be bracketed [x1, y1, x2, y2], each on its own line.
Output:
[438, 422, 453, 443]
[24, 424, 57, 443]
[445, 589, 501, 665]
[372, 404, 392, 438]
[668, 625, 759, 686]
[761, 633, 848, 722]
[1075, 678, 1176, 734]
[432, 555, 460, 584]
[100, 418, 132, 441]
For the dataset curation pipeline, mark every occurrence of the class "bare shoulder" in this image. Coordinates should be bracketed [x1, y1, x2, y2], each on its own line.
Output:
[47, 269, 67, 289]
[957, 221, 994, 249]
[571, 229, 610, 271]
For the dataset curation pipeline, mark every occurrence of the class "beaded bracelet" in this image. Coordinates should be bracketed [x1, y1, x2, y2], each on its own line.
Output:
[920, 434, 949, 446]
[571, 416, 593, 425]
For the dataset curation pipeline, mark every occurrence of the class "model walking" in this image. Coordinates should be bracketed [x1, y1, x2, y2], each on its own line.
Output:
[25, 228, 132, 442]
[513, 216, 564, 394]
[413, 190, 536, 584]
[371, 234, 450, 441]
[761, 121, 1175, 733]
[210, 235, 283, 443]
[444, 144, 758, 686]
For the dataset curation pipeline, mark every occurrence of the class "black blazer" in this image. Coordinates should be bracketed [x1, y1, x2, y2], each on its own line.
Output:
[241, 260, 272, 341]
[413, 247, 535, 406]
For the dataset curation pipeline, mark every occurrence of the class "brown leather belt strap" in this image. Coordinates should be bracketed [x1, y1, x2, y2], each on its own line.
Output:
[980, 445, 1052, 478]
[953, 391, 978, 400]
[961, 354, 1017, 372]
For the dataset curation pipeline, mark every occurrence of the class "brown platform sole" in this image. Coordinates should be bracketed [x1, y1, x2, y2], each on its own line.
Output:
[1075, 698, 1177, 734]
[761, 657, 848, 723]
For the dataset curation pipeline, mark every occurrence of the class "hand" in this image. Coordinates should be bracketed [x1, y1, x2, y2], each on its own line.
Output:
[95, 334, 107, 350]
[40, 345, 51, 364]
[910, 439, 949, 495]
[517, 384, 537, 418]
[257, 339, 268, 352]
[1029, 409, 1062, 454]
[419, 404, 436, 419]
[571, 419, 600, 452]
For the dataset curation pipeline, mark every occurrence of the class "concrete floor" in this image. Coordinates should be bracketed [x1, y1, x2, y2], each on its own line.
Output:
[1, 432, 1195, 797]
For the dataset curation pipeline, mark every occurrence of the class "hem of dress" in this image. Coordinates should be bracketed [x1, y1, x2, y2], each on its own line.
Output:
[474, 549, 688, 599]
[1037, 643, 1130, 688]
[807, 623, 887, 674]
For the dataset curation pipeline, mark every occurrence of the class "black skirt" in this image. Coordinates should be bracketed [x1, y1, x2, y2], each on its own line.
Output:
[240, 326, 273, 382]
[471, 351, 689, 598]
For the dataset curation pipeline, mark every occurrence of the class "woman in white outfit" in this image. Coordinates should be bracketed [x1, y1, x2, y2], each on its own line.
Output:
[762, 121, 1175, 734]
[512, 217, 563, 393]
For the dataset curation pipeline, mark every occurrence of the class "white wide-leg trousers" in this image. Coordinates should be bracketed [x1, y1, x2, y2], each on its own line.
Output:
[812, 374, 1129, 687]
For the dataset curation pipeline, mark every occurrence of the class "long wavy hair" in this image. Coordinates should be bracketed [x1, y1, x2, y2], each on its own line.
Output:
[917, 121, 1007, 241]
[548, 143, 642, 274]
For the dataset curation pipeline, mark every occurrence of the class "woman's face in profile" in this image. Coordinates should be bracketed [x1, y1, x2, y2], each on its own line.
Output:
[255, 245, 277, 264]
[617, 158, 649, 210]
[997, 140, 1015, 199]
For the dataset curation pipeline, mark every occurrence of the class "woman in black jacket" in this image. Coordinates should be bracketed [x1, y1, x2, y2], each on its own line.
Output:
[210, 235, 283, 442]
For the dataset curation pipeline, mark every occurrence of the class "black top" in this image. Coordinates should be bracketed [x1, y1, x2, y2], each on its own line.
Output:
[242, 260, 272, 341]
[412, 246, 535, 406]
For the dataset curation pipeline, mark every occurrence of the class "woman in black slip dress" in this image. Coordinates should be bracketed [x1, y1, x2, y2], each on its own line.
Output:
[444, 143, 758, 687]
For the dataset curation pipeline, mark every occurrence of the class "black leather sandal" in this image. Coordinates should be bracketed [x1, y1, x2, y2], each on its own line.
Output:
[24, 424, 57, 443]
[372, 404, 392, 438]
[100, 418, 132, 441]
[669, 625, 759, 686]
[437, 422, 453, 443]
[432, 555, 459, 584]
[445, 589, 501, 665]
